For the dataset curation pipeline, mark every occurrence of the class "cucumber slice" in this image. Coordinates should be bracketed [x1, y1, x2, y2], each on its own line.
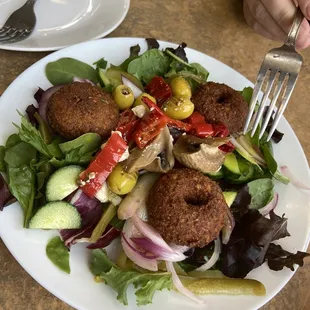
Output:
[226, 158, 255, 184]
[206, 168, 224, 180]
[29, 201, 81, 229]
[223, 153, 240, 177]
[223, 191, 237, 207]
[46, 165, 83, 202]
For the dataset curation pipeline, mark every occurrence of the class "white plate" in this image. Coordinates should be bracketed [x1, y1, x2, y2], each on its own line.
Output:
[0, 38, 310, 310]
[0, 0, 130, 52]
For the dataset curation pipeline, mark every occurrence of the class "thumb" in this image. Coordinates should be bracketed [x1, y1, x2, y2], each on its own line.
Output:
[298, 0, 310, 20]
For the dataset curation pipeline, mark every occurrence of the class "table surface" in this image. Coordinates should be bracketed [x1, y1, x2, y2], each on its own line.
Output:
[0, 0, 309, 309]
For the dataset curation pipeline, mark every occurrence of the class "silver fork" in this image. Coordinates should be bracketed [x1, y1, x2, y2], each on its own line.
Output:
[243, 7, 303, 141]
[0, 0, 37, 44]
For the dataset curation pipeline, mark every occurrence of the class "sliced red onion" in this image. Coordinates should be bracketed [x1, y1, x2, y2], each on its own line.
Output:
[121, 218, 158, 271]
[73, 76, 96, 85]
[166, 261, 205, 304]
[222, 206, 235, 245]
[280, 165, 310, 190]
[122, 234, 158, 259]
[259, 193, 279, 216]
[131, 237, 187, 262]
[38, 85, 63, 123]
[230, 137, 265, 166]
[121, 75, 143, 99]
[132, 214, 187, 261]
[236, 136, 266, 164]
[194, 237, 221, 272]
[86, 226, 120, 249]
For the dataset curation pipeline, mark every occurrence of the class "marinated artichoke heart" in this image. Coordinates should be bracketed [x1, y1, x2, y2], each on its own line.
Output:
[173, 135, 229, 173]
[124, 126, 174, 173]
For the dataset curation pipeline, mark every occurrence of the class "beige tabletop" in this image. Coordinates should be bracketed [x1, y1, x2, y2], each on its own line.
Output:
[0, 0, 309, 309]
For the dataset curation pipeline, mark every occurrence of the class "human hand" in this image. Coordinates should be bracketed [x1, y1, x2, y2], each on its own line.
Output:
[243, 0, 310, 49]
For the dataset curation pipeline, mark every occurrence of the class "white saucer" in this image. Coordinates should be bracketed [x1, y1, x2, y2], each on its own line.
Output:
[0, 0, 130, 52]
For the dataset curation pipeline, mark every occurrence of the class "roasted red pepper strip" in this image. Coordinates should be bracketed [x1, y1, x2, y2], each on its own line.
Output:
[115, 110, 139, 142]
[145, 76, 172, 107]
[191, 123, 214, 138]
[186, 111, 206, 125]
[79, 132, 127, 197]
[132, 109, 168, 149]
[213, 122, 230, 138]
[219, 142, 235, 153]
[141, 96, 192, 132]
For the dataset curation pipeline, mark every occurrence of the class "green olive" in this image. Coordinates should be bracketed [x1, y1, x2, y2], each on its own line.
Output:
[133, 93, 156, 109]
[162, 97, 194, 120]
[107, 164, 138, 195]
[170, 77, 192, 99]
[113, 85, 135, 110]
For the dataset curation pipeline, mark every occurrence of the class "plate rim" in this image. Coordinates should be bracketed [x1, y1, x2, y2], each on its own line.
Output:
[0, 0, 130, 52]
[0, 37, 309, 310]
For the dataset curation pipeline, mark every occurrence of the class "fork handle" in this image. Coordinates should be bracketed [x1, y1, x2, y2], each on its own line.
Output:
[284, 7, 304, 48]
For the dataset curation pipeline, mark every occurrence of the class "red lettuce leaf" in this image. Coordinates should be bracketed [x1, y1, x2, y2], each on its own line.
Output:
[87, 226, 120, 250]
[146, 38, 160, 50]
[0, 174, 16, 211]
[25, 104, 39, 127]
[265, 243, 310, 271]
[60, 190, 103, 247]
[220, 209, 291, 278]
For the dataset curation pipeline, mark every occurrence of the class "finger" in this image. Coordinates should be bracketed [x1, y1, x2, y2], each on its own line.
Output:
[243, 0, 283, 41]
[296, 18, 310, 49]
[297, 0, 310, 20]
[246, 0, 287, 41]
[261, 0, 310, 49]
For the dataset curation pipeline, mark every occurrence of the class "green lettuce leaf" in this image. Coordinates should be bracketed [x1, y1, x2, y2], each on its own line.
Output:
[90, 249, 172, 306]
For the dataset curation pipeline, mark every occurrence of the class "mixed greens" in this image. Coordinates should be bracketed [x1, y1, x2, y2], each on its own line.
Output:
[0, 39, 309, 306]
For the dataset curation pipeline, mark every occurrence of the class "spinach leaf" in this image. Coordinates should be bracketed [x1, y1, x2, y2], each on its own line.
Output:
[4, 141, 37, 167]
[50, 133, 101, 168]
[50, 148, 94, 168]
[112, 44, 141, 72]
[261, 143, 289, 184]
[7, 165, 36, 227]
[0, 146, 5, 172]
[240, 87, 253, 105]
[93, 58, 108, 70]
[90, 249, 172, 306]
[5, 134, 21, 149]
[59, 133, 101, 154]
[46, 58, 99, 85]
[247, 178, 274, 209]
[127, 49, 170, 84]
[46, 236, 71, 274]
[3, 138, 38, 226]
[14, 115, 63, 159]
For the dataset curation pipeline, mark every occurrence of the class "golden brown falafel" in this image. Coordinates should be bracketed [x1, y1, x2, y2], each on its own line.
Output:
[46, 82, 119, 139]
[192, 82, 248, 134]
[146, 168, 227, 248]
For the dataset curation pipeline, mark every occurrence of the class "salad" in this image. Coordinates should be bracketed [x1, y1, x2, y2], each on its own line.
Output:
[0, 38, 309, 306]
